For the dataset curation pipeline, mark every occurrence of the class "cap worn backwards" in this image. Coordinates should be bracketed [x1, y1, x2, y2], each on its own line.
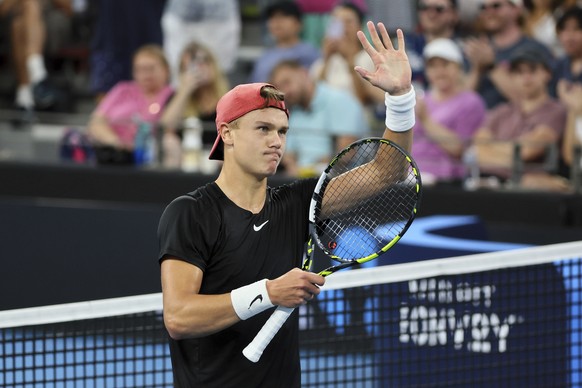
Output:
[209, 83, 289, 160]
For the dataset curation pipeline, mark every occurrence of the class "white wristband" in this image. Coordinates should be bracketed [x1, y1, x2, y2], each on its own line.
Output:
[231, 279, 274, 320]
[385, 87, 416, 132]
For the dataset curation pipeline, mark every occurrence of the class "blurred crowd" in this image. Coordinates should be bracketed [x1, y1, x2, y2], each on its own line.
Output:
[0, 0, 581, 193]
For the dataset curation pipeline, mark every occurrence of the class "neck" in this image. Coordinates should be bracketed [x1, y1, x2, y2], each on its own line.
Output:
[432, 79, 463, 100]
[425, 28, 454, 42]
[520, 92, 548, 113]
[492, 24, 523, 48]
[300, 81, 316, 110]
[277, 35, 300, 48]
[215, 166, 268, 214]
[571, 57, 582, 76]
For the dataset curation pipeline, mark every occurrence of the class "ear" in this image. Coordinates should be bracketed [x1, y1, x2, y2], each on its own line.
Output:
[220, 123, 234, 146]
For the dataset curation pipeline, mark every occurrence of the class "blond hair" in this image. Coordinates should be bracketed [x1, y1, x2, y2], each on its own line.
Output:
[179, 41, 230, 118]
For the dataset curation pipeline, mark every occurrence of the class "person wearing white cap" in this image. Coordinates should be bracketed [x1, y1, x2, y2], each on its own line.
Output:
[464, 0, 554, 109]
[405, 0, 461, 90]
[412, 38, 486, 183]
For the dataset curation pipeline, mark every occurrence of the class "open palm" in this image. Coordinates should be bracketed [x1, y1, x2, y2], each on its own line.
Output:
[354, 21, 412, 96]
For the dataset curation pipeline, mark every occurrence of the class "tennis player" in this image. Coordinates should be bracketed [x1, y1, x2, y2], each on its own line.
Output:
[157, 21, 416, 387]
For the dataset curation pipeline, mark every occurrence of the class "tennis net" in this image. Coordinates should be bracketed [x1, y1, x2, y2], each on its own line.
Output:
[1, 241, 581, 387]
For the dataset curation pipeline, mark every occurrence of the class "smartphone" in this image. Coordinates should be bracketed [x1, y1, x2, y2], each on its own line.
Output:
[326, 17, 344, 39]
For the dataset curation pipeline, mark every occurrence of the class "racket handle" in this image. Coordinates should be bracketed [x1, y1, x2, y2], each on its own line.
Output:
[242, 306, 295, 363]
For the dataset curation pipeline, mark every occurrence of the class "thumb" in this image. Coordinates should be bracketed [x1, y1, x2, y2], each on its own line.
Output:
[354, 66, 371, 81]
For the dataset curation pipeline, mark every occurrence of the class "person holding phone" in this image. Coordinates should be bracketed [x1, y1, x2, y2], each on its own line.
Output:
[310, 1, 384, 108]
[159, 41, 230, 166]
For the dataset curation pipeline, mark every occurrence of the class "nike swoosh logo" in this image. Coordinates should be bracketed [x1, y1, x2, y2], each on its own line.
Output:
[253, 220, 269, 232]
[249, 294, 263, 309]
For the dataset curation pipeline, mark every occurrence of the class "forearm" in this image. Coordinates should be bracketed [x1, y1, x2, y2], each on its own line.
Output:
[163, 292, 240, 340]
[562, 111, 581, 166]
[422, 118, 464, 157]
[465, 67, 482, 92]
[88, 115, 123, 147]
[159, 90, 191, 131]
[475, 142, 512, 168]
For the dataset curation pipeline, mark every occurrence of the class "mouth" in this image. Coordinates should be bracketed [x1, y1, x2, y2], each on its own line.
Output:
[265, 151, 282, 161]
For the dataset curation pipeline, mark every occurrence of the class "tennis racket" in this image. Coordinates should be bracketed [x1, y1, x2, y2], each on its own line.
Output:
[242, 137, 422, 363]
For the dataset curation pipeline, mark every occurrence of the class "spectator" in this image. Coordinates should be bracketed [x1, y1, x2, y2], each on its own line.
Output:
[0, 0, 71, 112]
[554, 6, 582, 86]
[464, 0, 554, 109]
[557, 79, 582, 171]
[406, 0, 463, 90]
[470, 47, 567, 182]
[90, 0, 166, 101]
[162, 0, 241, 83]
[87, 45, 173, 162]
[270, 59, 369, 177]
[413, 38, 487, 184]
[310, 1, 384, 107]
[159, 41, 229, 167]
[249, 1, 320, 83]
[523, 0, 564, 55]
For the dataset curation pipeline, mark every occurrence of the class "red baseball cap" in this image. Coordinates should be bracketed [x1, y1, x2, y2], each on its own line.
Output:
[209, 83, 289, 160]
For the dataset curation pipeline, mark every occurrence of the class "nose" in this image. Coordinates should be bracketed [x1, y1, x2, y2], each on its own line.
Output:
[269, 130, 284, 149]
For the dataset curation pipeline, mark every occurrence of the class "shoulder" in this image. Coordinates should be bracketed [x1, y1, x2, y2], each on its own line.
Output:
[163, 184, 221, 218]
[542, 98, 567, 115]
[270, 179, 318, 202]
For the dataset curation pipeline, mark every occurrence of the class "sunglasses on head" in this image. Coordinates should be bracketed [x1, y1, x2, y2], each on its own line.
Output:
[479, 1, 507, 11]
[418, 3, 450, 13]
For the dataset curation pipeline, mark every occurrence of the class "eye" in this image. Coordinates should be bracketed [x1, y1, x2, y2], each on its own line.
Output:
[278, 128, 288, 136]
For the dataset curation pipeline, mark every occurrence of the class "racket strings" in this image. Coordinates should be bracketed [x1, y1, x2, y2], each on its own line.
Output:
[316, 141, 419, 261]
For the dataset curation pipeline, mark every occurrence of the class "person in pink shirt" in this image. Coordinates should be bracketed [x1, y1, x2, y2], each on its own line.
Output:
[412, 38, 486, 183]
[88, 44, 174, 155]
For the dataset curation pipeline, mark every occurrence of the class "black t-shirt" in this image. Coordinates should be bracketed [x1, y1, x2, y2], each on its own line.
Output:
[157, 179, 317, 387]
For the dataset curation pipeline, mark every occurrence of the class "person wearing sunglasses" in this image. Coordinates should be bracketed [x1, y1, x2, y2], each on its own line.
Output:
[464, 0, 554, 109]
[405, 0, 462, 91]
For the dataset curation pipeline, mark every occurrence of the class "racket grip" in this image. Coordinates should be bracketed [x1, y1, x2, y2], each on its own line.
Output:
[242, 306, 295, 363]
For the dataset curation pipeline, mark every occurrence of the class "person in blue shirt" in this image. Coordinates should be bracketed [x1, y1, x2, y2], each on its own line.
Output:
[270, 59, 369, 177]
[249, 1, 320, 83]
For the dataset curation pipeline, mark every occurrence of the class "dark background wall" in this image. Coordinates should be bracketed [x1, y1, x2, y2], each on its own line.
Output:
[1, 161, 581, 310]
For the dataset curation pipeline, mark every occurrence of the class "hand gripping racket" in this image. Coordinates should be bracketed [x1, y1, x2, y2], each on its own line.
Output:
[242, 137, 422, 362]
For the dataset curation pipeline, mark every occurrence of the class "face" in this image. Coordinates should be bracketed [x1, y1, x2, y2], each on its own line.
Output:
[180, 49, 215, 84]
[224, 108, 289, 177]
[425, 57, 462, 91]
[133, 52, 169, 93]
[511, 62, 550, 99]
[270, 66, 308, 107]
[332, 6, 361, 41]
[479, 0, 521, 33]
[558, 18, 582, 58]
[417, 0, 457, 35]
[267, 13, 302, 42]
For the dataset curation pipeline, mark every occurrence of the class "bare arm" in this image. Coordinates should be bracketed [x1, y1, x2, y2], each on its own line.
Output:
[416, 98, 464, 158]
[161, 258, 324, 340]
[318, 22, 414, 211]
[474, 124, 558, 169]
[558, 80, 582, 166]
[87, 113, 124, 148]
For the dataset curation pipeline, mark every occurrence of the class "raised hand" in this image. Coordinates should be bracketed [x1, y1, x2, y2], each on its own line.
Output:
[354, 21, 412, 96]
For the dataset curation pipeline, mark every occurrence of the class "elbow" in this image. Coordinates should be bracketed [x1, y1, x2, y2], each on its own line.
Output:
[164, 313, 191, 340]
